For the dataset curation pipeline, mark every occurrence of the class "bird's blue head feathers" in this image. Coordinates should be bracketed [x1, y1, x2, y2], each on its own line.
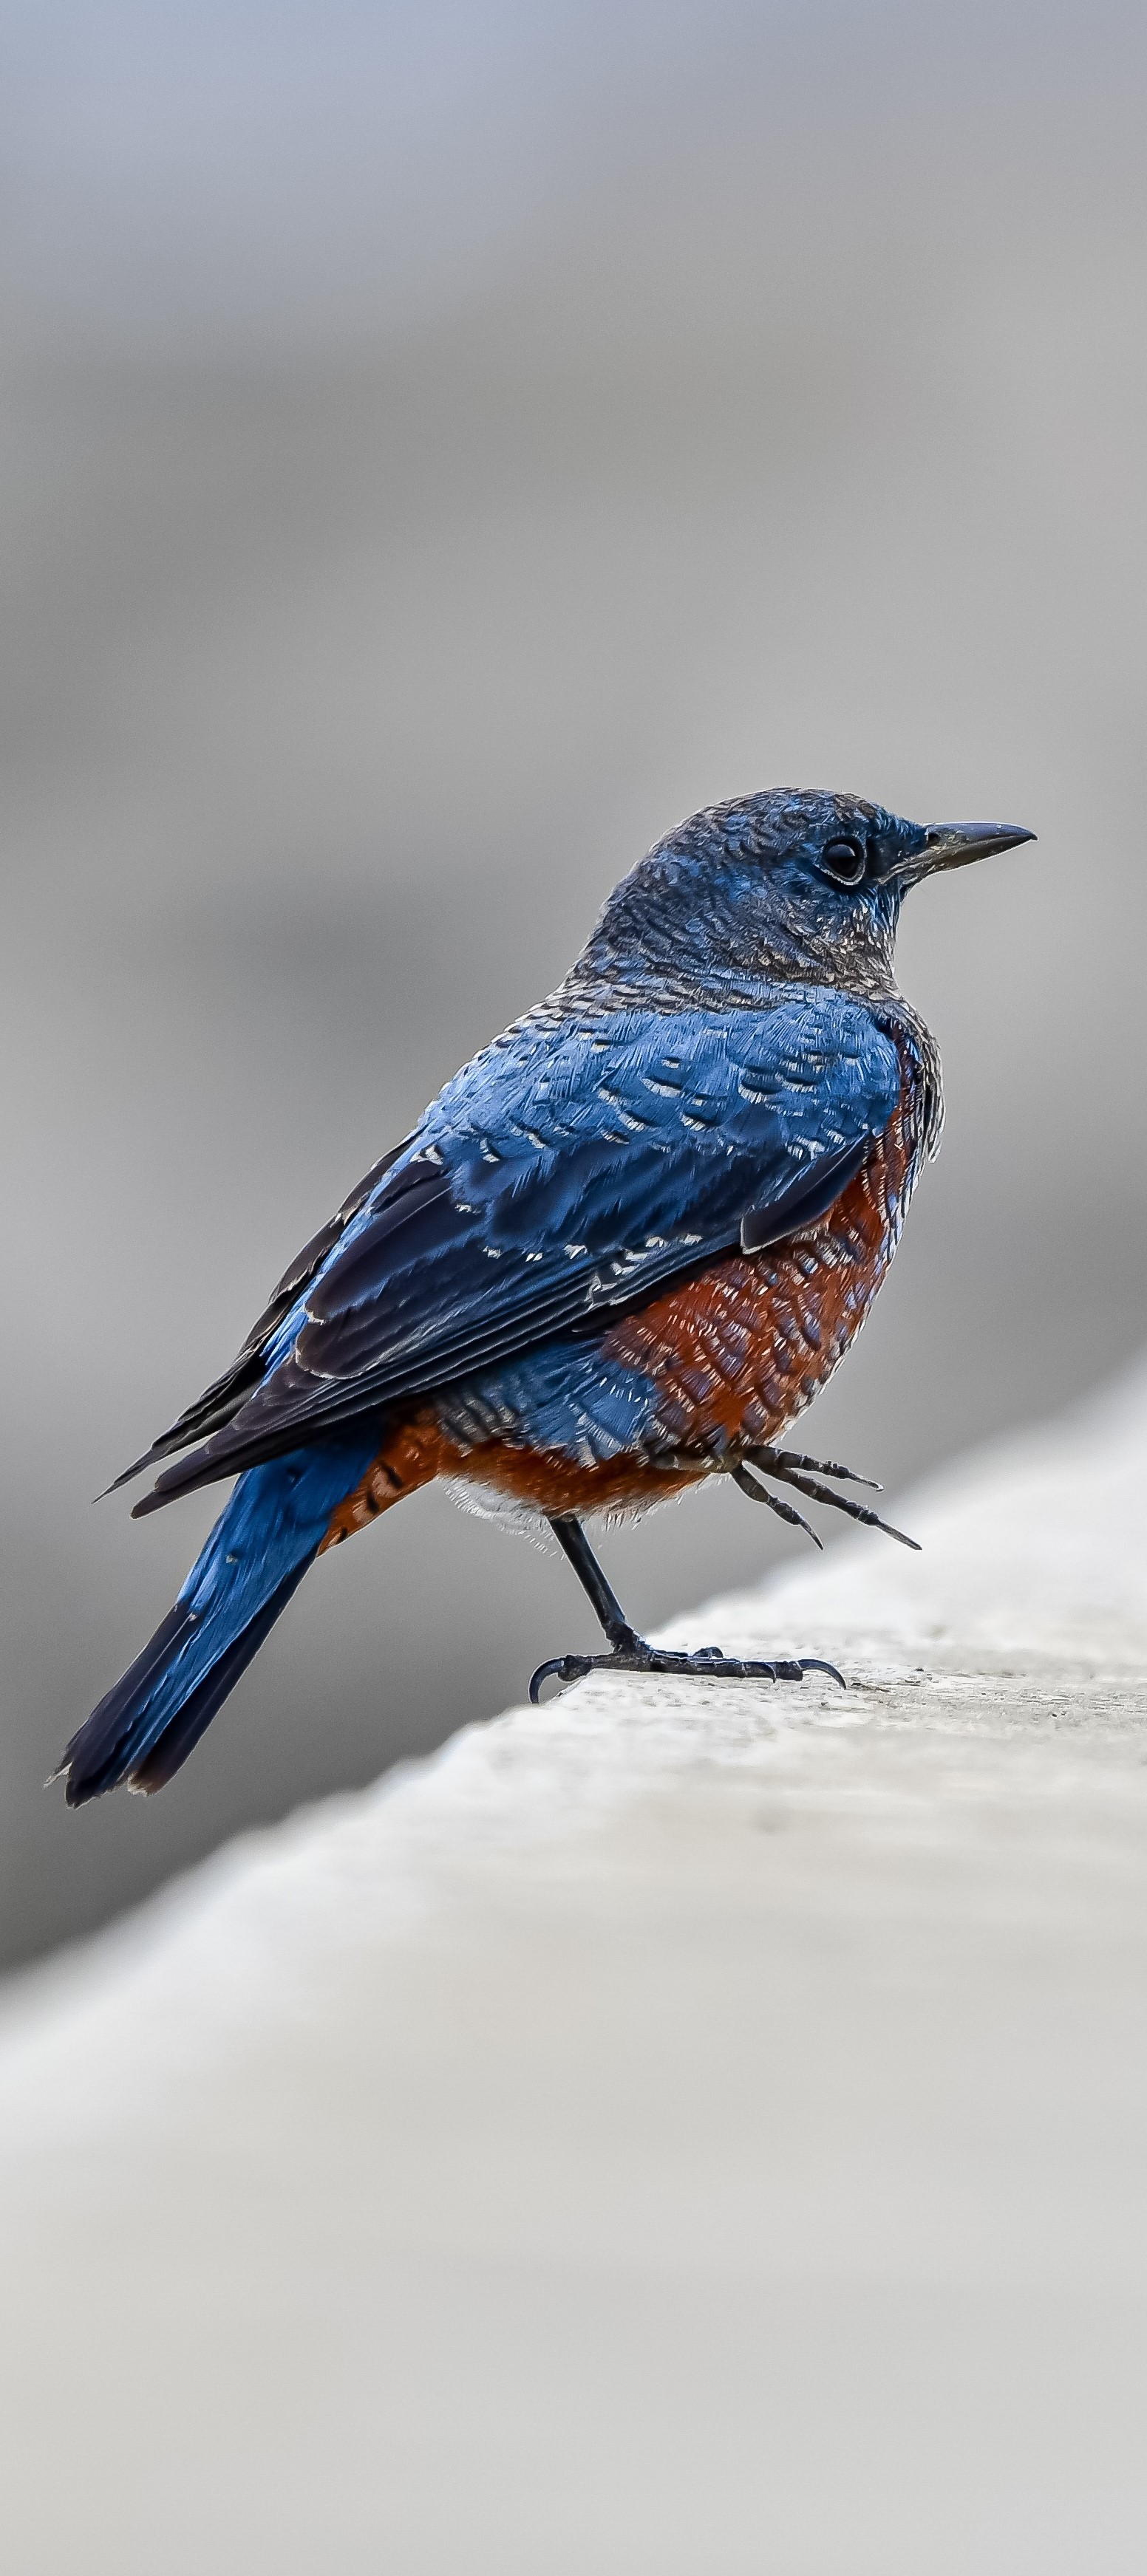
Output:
[578, 789, 1034, 1001]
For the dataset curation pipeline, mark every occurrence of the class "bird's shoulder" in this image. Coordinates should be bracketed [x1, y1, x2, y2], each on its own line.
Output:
[418, 981, 900, 1156]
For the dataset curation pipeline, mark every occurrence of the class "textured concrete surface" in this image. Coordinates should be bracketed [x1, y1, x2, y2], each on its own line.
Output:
[1, 1367, 1146, 2572]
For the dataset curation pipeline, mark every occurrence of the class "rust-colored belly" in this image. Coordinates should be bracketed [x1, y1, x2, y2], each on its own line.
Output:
[601, 1111, 908, 1457]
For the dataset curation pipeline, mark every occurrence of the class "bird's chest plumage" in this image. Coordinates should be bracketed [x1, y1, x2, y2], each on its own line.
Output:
[429, 1046, 928, 1522]
[601, 1082, 919, 1453]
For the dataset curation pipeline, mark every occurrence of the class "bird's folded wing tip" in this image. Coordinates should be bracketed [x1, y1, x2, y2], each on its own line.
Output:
[93, 1450, 160, 1503]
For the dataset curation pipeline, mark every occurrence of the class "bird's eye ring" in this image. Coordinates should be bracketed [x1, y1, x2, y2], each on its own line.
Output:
[817, 838, 868, 887]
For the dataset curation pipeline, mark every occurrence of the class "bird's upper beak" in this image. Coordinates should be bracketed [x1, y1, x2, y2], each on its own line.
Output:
[916, 819, 1037, 875]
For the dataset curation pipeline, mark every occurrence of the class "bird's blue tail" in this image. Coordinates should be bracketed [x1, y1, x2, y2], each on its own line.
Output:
[59, 1434, 381, 1804]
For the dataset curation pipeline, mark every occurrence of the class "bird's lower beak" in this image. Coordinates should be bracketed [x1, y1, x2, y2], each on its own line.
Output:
[919, 819, 1037, 874]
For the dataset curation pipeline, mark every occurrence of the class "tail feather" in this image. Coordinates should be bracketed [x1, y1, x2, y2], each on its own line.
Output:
[125, 1560, 313, 1796]
[59, 1601, 197, 1804]
[58, 1432, 380, 1803]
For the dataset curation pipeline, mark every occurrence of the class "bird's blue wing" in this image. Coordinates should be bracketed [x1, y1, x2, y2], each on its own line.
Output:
[135, 988, 902, 1508]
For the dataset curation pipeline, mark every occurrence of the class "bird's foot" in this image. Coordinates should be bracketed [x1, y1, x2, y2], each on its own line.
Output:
[734, 1446, 920, 1551]
[528, 1632, 845, 1705]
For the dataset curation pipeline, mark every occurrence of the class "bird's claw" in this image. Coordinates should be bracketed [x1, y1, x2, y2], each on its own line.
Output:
[528, 1644, 845, 1704]
[738, 1446, 920, 1551]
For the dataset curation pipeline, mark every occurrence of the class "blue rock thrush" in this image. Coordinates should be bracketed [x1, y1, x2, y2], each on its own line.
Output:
[58, 790, 1033, 1801]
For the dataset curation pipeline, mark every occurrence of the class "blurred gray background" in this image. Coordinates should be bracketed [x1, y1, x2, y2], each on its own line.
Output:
[1, 0, 1143, 1971]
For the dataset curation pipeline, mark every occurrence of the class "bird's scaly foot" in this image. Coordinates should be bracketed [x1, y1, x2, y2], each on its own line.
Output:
[528, 1633, 845, 1704]
[735, 1445, 920, 1550]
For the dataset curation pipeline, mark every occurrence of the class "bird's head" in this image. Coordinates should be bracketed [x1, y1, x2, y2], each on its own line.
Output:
[582, 789, 1035, 999]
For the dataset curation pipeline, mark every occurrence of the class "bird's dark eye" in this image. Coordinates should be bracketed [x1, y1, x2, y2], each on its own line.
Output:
[817, 838, 868, 887]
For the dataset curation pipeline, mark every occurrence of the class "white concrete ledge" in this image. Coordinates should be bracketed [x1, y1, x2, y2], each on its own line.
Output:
[2, 1370, 1147, 2572]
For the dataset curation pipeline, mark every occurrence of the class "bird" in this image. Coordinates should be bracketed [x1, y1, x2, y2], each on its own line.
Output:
[56, 789, 1034, 1803]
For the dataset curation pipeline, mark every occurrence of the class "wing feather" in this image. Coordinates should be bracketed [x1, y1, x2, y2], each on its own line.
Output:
[129, 994, 902, 1513]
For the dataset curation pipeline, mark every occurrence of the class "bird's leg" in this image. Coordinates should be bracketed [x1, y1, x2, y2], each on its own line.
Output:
[528, 1514, 843, 1704]
[548, 1514, 644, 1656]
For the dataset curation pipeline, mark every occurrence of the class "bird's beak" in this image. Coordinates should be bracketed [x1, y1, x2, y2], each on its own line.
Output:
[918, 819, 1036, 875]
